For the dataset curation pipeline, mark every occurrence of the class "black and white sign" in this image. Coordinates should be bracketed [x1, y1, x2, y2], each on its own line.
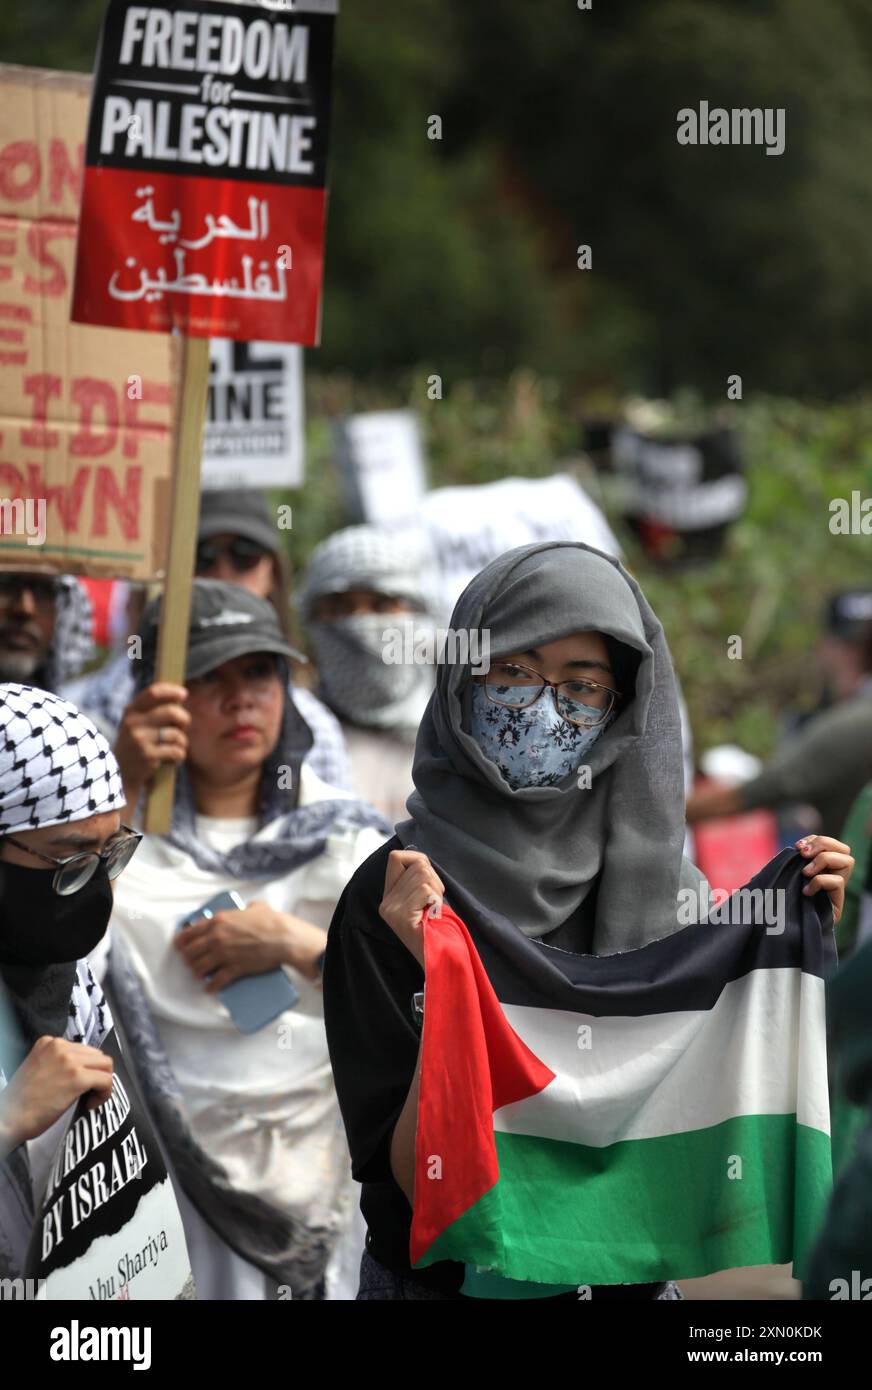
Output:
[334, 409, 428, 527]
[203, 339, 304, 488]
[25, 1030, 192, 1299]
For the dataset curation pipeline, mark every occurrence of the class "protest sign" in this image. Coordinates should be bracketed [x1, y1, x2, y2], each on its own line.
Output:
[0, 64, 176, 580]
[69, 2, 338, 829]
[71, 0, 338, 346]
[203, 338, 303, 488]
[419, 473, 621, 623]
[26, 1030, 192, 1300]
[610, 425, 747, 565]
[334, 409, 428, 528]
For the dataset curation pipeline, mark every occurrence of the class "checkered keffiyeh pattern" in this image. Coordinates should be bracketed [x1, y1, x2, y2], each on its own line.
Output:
[0, 683, 125, 833]
[299, 524, 433, 617]
[49, 577, 95, 687]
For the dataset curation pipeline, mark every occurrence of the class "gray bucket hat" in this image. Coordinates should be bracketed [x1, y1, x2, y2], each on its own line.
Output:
[197, 489, 278, 553]
[138, 579, 305, 682]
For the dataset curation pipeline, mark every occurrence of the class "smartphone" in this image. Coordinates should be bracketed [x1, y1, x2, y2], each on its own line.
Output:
[177, 890, 300, 1034]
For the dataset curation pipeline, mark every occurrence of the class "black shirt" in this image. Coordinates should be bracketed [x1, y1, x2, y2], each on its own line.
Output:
[323, 837, 667, 1301]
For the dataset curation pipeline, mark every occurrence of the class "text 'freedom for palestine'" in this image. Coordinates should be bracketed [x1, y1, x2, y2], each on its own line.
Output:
[118, 7, 310, 83]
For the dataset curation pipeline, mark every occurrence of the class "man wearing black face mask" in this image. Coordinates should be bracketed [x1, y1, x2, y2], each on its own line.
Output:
[0, 683, 140, 1279]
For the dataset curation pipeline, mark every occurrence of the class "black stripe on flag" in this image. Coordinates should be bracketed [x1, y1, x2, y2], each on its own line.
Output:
[437, 850, 834, 1018]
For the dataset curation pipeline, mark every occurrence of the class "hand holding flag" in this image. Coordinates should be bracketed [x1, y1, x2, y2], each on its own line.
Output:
[795, 834, 853, 918]
[379, 850, 444, 968]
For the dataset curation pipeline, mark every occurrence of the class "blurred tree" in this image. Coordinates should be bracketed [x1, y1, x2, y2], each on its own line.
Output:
[3, 0, 872, 394]
[453, 0, 872, 395]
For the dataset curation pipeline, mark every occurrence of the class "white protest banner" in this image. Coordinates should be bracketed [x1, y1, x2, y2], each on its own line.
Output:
[611, 426, 747, 530]
[419, 473, 621, 622]
[202, 338, 303, 489]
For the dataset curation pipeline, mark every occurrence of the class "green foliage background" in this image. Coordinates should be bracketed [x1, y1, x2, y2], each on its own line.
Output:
[6, 0, 872, 393]
[2, 1, 870, 762]
[293, 376, 872, 762]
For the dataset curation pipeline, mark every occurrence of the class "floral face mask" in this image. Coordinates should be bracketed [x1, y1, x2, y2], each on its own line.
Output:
[468, 680, 615, 790]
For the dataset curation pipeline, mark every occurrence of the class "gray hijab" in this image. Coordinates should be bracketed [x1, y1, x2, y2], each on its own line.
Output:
[395, 541, 708, 955]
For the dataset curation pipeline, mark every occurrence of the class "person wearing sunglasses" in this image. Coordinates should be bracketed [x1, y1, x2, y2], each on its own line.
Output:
[0, 573, 94, 693]
[0, 684, 140, 1281]
[194, 488, 299, 660]
[73, 490, 352, 809]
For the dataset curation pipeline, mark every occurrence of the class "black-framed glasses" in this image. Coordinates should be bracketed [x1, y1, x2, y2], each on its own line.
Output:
[3, 824, 143, 896]
[481, 660, 620, 729]
[0, 574, 58, 606]
[195, 537, 270, 575]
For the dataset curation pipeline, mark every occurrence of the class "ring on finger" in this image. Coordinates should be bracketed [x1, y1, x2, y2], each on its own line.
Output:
[157, 726, 166, 745]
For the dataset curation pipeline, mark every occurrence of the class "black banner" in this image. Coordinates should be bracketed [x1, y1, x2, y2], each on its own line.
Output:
[85, 0, 336, 186]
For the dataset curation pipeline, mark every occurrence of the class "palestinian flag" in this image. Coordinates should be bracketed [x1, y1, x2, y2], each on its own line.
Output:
[410, 849, 833, 1288]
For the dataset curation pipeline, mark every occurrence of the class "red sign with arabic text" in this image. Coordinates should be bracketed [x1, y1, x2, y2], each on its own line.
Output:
[72, 168, 325, 341]
[71, 0, 336, 345]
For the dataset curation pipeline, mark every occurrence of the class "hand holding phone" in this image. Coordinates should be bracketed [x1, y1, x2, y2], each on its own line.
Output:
[176, 891, 300, 1034]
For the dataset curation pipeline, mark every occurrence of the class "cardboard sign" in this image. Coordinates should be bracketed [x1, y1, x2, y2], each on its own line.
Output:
[0, 64, 176, 580]
[26, 1030, 192, 1300]
[71, 0, 338, 346]
[202, 338, 303, 488]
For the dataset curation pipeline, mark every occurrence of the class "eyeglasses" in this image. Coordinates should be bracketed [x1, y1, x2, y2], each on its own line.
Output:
[0, 575, 58, 606]
[195, 538, 271, 575]
[480, 660, 620, 729]
[3, 824, 143, 896]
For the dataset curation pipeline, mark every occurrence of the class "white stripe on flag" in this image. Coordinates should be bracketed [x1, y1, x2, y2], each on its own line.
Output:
[495, 969, 828, 1147]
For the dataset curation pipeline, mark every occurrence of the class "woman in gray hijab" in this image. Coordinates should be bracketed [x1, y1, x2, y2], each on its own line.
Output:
[323, 541, 853, 1301]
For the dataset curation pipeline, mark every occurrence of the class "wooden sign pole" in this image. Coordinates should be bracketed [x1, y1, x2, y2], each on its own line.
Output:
[143, 334, 211, 835]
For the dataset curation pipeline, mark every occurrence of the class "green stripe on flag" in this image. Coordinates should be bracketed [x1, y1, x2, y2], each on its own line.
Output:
[417, 1114, 831, 1287]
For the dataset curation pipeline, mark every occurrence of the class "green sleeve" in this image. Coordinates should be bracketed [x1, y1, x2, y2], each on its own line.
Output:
[833, 782, 872, 955]
[738, 704, 872, 816]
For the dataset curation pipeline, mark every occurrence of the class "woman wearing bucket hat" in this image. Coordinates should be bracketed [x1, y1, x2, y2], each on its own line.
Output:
[105, 580, 391, 1300]
[70, 488, 351, 798]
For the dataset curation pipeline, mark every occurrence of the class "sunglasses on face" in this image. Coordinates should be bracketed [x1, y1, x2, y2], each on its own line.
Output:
[195, 538, 271, 574]
[3, 824, 143, 896]
[0, 575, 58, 606]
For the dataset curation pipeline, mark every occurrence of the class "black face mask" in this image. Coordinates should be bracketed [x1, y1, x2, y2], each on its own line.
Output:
[0, 860, 114, 967]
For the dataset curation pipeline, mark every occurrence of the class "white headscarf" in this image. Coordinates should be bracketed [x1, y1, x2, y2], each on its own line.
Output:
[0, 684, 125, 834]
[300, 525, 437, 736]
